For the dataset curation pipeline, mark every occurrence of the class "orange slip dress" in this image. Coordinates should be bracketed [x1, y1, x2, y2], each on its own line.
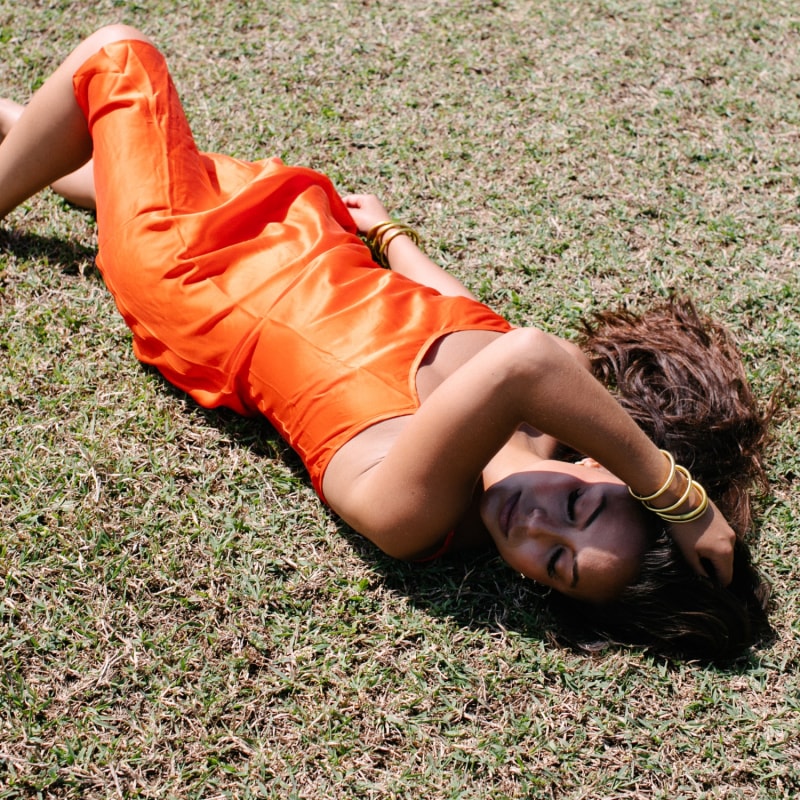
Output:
[72, 40, 512, 499]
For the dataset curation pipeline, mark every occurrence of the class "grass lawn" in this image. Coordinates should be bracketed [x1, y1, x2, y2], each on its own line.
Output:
[1, 1, 798, 797]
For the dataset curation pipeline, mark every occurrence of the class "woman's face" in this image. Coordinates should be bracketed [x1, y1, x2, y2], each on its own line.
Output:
[480, 459, 651, 603]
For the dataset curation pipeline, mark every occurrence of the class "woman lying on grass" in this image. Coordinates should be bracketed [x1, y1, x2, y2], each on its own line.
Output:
[0, 25, 772, 662]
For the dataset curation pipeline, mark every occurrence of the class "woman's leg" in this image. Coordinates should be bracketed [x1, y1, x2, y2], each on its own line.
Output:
[0, 99, 96, 210]
[0, 24, 151, 219]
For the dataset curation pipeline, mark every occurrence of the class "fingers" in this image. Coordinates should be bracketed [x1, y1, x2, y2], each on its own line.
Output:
[669, 505, 736, 587]
[679, 544, 732, 587]
[701, 511, 736, 587]
[340, 193, 391, 234]
[697, 538, 735, 586]
[342, 192, 379, 208]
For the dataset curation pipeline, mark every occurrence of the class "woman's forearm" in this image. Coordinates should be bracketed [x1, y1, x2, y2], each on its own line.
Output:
[382, 232, 477, 299]
[341, 192, 477, 298]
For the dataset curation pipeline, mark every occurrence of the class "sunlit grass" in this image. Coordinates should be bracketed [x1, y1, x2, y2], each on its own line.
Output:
[1, 1, 798, 797]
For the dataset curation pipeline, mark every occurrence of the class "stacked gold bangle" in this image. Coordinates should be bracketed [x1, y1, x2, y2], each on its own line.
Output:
[364, 220, 420, 268]
[629, 450, 710, 523]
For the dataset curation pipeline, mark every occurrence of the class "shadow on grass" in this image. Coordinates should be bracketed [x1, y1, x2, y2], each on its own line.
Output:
[0, 227, 99, 273]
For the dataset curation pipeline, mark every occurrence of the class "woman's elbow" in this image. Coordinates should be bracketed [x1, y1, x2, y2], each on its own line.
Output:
[499, 327, 574, 385]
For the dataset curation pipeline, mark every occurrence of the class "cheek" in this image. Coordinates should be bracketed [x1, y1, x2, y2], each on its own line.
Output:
[589, 525, 648, 587]
[595, 547, 640, 583]
[603, 503, 651, 559]
[494, 540, 545, 583]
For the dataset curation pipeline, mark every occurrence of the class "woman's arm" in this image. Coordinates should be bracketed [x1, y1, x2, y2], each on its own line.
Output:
[342, 193, 477, 299]
[325, 326, 736, 583]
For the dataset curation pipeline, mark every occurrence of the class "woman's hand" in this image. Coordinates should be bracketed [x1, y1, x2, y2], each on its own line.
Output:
[667, 500, 736, 586]
[342, 193, 391, 234]
[344, 192, 478, 299]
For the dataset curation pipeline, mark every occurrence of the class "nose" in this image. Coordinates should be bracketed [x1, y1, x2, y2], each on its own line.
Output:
[515, 508, 563, 544]
[509, 509, 575, 586]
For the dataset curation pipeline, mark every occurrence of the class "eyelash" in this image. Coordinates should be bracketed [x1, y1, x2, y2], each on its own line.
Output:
[567, 489, 579, 521]
[547, 547, 564, 579]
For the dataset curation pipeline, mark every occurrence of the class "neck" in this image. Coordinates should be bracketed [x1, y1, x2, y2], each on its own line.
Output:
[482, 427, 558, 490]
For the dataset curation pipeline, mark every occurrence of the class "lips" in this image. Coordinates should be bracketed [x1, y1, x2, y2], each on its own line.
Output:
[499, 490, 521, 537]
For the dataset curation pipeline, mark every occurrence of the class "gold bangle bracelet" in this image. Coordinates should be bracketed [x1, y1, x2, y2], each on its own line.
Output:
[646, 464, 693, 514]
[629, 450, 711, 524]
[364, 220, 420, 268]
[656, 481, 710, 523]
[378, 228, 411, 261]
[365, 220, 395, 243]
[629, 450, 676, 503]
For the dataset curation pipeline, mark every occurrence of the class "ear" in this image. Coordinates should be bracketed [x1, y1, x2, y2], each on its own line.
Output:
[575, 457, 602, 470]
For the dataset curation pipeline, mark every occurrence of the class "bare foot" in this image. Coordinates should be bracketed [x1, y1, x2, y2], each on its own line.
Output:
[0, 98, 25, 138]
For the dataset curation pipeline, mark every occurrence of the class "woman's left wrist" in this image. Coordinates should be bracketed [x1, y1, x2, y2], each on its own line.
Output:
[629, 450, 710, 524]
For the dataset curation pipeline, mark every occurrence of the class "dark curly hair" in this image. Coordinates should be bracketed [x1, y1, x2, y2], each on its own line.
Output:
[546, 296, 774, 663]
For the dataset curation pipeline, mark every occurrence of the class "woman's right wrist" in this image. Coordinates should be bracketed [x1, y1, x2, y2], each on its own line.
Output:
[364, 220, 420, 268]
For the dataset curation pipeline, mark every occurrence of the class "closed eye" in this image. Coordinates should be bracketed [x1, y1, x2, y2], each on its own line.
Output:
[567, 489, 579, 521]
[585, 496, 606, 528]
[547, 547, 564, 579]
